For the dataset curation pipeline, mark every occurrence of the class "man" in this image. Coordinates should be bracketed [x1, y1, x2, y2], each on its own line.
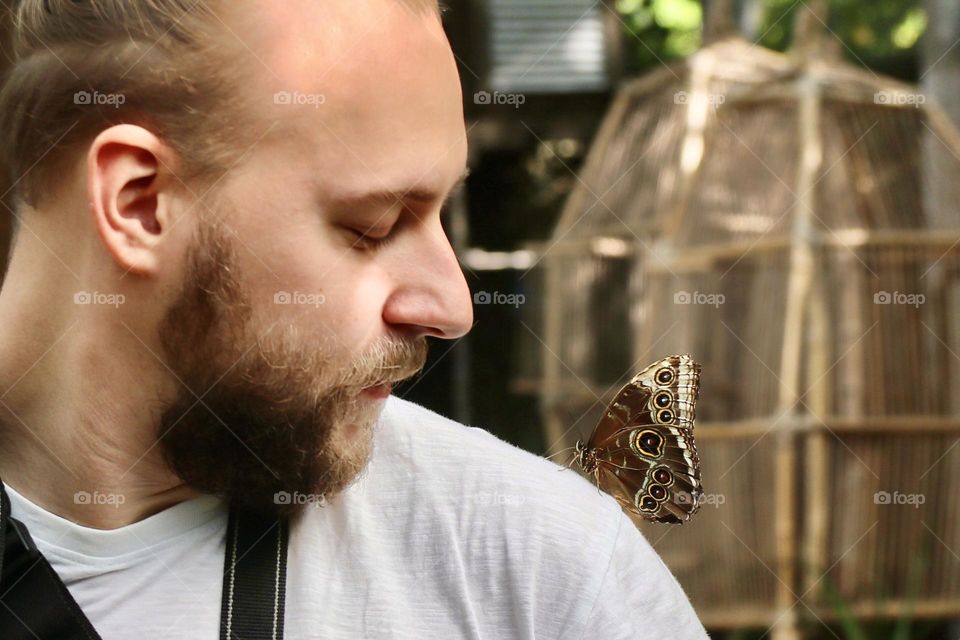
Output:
[0, 0, 709, 637]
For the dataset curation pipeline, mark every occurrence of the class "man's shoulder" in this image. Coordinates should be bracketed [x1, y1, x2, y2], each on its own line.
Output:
[375, 395, 590, 487]
[296, 396, 708, 639]
[369, 395, 624, 531]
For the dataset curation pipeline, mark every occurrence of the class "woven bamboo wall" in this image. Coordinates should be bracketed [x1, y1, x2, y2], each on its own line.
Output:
[536, 33, 960, 634]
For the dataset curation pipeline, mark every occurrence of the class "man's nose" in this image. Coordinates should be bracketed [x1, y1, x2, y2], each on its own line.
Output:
[381, 224, 474, 339]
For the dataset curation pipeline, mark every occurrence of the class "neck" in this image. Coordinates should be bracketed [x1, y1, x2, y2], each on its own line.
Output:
[0, 239, 198, 530]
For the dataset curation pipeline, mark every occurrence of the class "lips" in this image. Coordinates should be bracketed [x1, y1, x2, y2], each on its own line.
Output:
[360, 383, 392, 399]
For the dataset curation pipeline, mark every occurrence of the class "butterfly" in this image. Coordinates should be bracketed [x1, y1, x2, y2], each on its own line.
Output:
[559, 354, 703, 525]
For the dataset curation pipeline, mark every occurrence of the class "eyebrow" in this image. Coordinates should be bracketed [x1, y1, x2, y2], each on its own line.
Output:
[328, 166, 471, 214]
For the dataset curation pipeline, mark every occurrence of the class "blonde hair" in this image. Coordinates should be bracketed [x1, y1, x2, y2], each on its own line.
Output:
[0, 0, 263, 214]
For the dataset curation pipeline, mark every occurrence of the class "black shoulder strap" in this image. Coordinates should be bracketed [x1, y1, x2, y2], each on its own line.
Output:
[0, 480, 290, 640]
[0, 481, 104, 639]
[219, 507, 290, 640]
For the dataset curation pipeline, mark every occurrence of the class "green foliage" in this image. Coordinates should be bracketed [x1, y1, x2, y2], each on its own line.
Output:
[821, 549, 927, 640]
[615, 0, 703, 71]
[614, 0, 927, 80]
[760, 0, 925, 78]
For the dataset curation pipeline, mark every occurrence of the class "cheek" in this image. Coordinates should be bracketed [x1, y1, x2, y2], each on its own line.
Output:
[218, 193, 391, 341]
[319, 273, 392, 349]
[244, 247, 392, 349]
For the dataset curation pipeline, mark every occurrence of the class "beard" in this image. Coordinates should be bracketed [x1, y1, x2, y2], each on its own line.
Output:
[155, 211, 428, 519]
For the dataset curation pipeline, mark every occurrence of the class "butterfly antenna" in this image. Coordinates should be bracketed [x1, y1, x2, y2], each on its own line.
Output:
[544, 445, 575, 463]
[555, 449, 582, 473]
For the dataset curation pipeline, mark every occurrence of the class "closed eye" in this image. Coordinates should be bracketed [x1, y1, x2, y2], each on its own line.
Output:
[343, 200, 452, 251]
[347, 226, 396, 250]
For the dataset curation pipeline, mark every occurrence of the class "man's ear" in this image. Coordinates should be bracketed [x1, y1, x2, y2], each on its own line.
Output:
[87, 124, 176, 277]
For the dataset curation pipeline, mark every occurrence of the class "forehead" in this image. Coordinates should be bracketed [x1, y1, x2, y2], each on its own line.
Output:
[231, 0, 466, 198]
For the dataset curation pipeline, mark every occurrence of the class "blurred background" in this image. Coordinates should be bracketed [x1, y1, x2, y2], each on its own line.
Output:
[3, 0, 960, 638]
[412, 0, 960, 638]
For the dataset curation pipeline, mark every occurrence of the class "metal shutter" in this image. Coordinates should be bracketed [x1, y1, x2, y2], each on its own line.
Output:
[487, 0, 610, 93]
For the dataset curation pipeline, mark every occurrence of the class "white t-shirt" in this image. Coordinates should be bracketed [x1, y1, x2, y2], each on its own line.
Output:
[6, 395, 709, 639]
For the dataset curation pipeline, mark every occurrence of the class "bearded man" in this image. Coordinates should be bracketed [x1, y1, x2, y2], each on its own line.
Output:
[0, 1, 708, 638]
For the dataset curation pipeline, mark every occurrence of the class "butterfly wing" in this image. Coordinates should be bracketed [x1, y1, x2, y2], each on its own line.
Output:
[584, 354, 702, 525]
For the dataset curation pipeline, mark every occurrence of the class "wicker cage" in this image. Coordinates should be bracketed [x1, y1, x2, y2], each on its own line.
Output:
[532, 10, 960, 636]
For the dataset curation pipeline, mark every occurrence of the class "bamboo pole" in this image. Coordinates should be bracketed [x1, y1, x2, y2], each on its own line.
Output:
[541, 252, 567, 455]
[791, 0, 830, 62]
[791, 4, 857, 631]
[660, 45, 718, 241]
[551, 90, 636, 239]
[803, 254, 832, 600]
[642, 231, 960, 273]
[703, 0, 737, 44]
[770, 53, 827, 640]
